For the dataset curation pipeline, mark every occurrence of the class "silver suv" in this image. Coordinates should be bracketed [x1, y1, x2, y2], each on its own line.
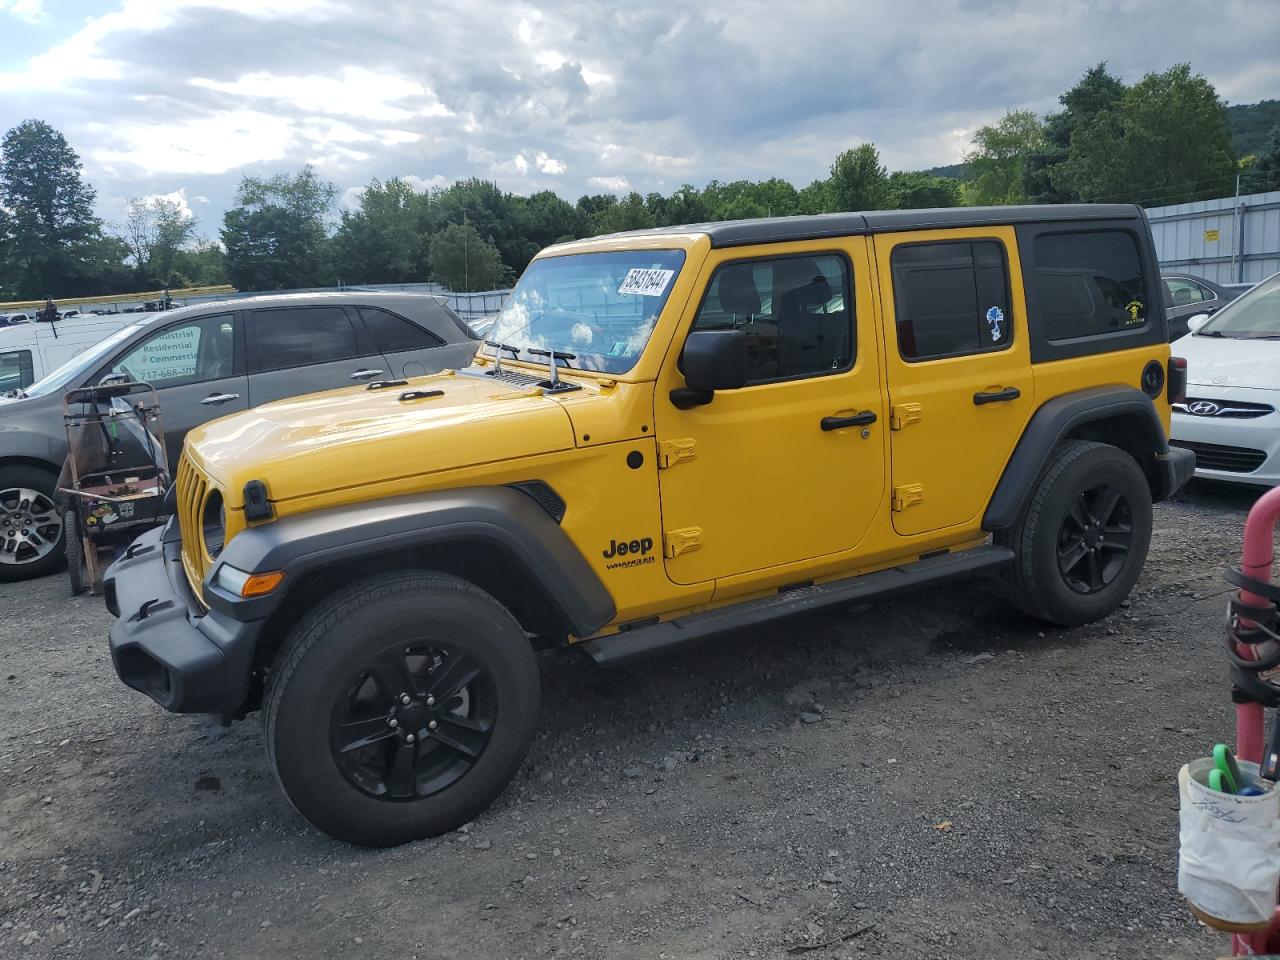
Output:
[0, 292, 479, 581]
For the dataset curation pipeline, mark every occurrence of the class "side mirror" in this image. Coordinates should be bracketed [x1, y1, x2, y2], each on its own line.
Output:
[99, 372, 132, 387]
[671, 330, 747, 409]
[1186, 314, 1211, 333]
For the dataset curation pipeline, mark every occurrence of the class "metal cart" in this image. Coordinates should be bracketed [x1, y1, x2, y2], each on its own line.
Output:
[59, 381, 169, 596]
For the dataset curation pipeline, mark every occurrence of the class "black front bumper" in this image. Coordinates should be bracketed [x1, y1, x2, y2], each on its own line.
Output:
[1155, 444, 1197, 500]
[106, 521, 262, 715]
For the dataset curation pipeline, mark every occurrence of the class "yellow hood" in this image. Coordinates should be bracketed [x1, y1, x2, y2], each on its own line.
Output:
[184, 371, 576, 506]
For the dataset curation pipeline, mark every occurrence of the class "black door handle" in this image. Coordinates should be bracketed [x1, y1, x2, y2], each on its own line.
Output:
[973, 387, 1021, 406]
[820, 410, 877, 431]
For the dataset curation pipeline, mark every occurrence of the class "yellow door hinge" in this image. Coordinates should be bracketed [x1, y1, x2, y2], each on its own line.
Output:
[890, 403, 923, 430]
[664, 527, 703, 558]
[657, 438, 697, 469]
[892, 484, 925, 511]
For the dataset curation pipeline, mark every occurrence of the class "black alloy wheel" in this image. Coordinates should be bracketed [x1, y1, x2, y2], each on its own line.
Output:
[329, 642, 496, 801]
[1056, 481, 1134, 594]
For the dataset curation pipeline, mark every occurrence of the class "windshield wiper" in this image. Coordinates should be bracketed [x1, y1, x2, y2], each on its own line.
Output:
[528, 348, 578, 391]
[1196, 329, 1228, 338]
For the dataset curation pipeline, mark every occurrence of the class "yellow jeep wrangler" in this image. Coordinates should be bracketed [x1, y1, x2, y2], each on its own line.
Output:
[104, 204, 1194, 846]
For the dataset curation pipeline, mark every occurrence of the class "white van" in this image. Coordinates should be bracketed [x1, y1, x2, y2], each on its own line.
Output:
[0, 316, 136, 395]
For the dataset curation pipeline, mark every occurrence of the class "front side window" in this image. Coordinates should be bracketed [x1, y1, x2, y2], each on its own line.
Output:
[1034, 230, 1148, 341]
[110, 313, 236, 387]
[485, 249, 686, 375]
[251, 307, 366, 372]
[691, 253, 853, 383]
[359, 307, 444, 353]
[892, 240, 1011, 361]
[0, 349, 34, 391]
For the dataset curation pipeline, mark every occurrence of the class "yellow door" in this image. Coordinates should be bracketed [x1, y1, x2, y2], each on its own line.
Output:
[654, 241, 886, 586]
[873, 227, 1033, 536]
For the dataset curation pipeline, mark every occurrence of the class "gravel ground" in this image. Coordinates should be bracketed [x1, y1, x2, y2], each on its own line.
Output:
[0, 480, 1266, 960]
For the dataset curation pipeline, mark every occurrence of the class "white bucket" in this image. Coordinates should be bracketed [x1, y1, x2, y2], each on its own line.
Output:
[1179, 757, 1280, 932]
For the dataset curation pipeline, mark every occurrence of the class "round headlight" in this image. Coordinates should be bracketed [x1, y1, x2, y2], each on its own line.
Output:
[202, 489, 225, 558]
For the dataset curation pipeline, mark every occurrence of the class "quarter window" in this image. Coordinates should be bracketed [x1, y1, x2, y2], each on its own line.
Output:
[250, 307, 367, 372]
[110, 314, 236, 387]
[891, 240, 1011, 361]
[1033, 231, 1149, 341]
[1163, 277, 1210, 307]
[0, 349, 34, 391]
[691, 254, 853, 383]
[358, 307, 444, 353]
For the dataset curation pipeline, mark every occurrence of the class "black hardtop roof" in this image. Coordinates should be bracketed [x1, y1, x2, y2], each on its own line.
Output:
[599, 203, 1144, 249]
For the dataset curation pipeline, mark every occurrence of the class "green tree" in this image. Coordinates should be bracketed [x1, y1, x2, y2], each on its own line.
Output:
[587, 191, 654, 234]
[220, 166, 336, 290]
[169, 239, 228, 287]
[797, 179, 832, 214]
[1024, 63, 1127, 203]
[1240, 124, 1280, 194]
[121, 196, 198, 287]
[886, 171, 962, 209]
[661, 184, 711, 226]
[0, 119, 108, 298]
[965, 110, 1045, 205]
[1054, 64, 1235, 204]
[427, 178, 527, 272]
[826, 144, 888, 211]
[518, 190, 583, 252]
[332, 178, 424, 284]
[429, 222, 507, 291]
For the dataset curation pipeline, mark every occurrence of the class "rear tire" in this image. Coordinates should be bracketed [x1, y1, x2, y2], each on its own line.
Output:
[997, 440, 1152, 626]
[264, 571, 541, 847]
[0, 464, 65, 582]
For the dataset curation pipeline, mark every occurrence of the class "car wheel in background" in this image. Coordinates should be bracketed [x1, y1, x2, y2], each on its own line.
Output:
[0, 465, 66, 582]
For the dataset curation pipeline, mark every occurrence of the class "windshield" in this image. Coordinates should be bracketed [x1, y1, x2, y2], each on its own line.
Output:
[1198, 273, 1280, 339]
[21, 323, 144, 398]
[484, 249, 686, 375]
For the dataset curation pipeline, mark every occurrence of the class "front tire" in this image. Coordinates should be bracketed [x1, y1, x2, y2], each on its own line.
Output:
[0, 465, 65, 582]
[998, 440, 1152, 626]
[66, 510, 87, 596]
[264, 571, 541, 847]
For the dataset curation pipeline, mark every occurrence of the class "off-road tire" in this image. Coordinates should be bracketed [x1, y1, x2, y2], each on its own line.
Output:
[997, 440, 1152, 626]
[264, 571, 541, 847]
[0, 464, 65, 582]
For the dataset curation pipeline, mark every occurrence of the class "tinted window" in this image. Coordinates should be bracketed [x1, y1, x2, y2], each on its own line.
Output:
[891, 240, 1011, 361]
[251, 307, 365, 372]
[1034, 231, 1148, 341]
[1164, 277, 1208, 307]
[691, 254, 853, 383]
[359, 307, 444, 353]
[110, 313, 236, 387]
[0, 349, 34, 390]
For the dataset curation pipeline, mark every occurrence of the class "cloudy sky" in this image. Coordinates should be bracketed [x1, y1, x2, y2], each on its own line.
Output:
[1, 0, 1277, 239]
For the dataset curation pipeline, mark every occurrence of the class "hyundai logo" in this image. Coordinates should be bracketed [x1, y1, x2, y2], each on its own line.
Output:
[1188, 400, 1221, 416]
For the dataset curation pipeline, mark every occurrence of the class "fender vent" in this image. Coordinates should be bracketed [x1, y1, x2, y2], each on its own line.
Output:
[508, 481, 566, 523]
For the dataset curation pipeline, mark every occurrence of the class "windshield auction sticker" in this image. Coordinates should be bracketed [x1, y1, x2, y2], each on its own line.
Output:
[617, 268, 675, 297]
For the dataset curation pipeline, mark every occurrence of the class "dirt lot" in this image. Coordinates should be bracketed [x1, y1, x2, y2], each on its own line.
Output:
[0, 481, 1265, 960]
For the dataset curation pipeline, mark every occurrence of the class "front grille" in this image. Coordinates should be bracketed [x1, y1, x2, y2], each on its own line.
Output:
[175, 456, 210, 600]
[1174, 397, 1275, 419]
[1171, 439, 1268, 474]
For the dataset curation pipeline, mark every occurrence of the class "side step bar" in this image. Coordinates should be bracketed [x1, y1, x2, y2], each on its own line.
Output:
[580, 544, 1014, 668]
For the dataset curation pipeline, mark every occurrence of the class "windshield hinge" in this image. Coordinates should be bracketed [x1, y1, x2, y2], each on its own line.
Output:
[657, 438, 697, 469]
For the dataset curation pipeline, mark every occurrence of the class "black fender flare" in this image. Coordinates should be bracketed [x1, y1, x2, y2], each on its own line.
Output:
[982, 385, 1178, 532]
[206, 486, 616, 637]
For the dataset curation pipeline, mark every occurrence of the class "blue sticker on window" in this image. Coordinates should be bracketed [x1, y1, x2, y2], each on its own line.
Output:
[986, 306, 1004, 341]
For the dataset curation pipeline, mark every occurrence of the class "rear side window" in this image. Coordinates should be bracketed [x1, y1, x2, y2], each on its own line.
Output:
[1034, 231, 1148, 341]
[250, 307, 367, 372]
[0, 349, 34, 390]
[891, 240, 1011, 361]
[358, 307, 444, 353]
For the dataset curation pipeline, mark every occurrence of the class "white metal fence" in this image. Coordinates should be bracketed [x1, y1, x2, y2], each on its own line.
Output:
[1147, 190, 1280, 285]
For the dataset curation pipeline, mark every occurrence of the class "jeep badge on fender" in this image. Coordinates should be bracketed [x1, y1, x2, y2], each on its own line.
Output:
[102, 203, 1193, 848]
[603, 537, 654, 559]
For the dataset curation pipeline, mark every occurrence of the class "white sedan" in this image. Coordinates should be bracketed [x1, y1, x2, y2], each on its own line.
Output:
[1171, 271, 1280, 485]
